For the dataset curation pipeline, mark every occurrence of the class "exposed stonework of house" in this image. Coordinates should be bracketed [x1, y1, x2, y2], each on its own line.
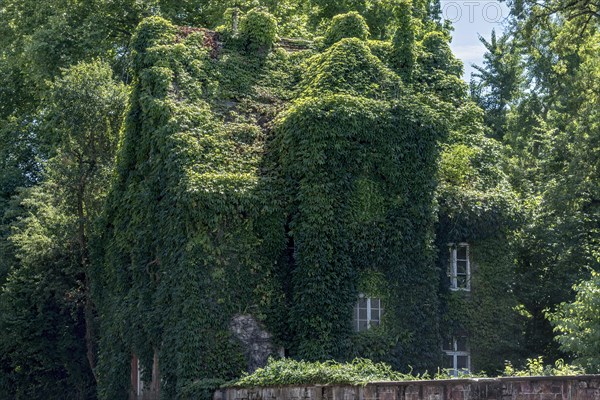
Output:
[230, 314, 279, 372]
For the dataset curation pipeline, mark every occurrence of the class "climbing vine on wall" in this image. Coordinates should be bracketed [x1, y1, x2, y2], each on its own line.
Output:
[93, 6, 521, 398]
[272, 11, 450, 371]
[95, 15, 290, 398]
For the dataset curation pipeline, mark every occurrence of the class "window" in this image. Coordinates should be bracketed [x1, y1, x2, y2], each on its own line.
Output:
[448, 243, 470, 291]
[442, 336, 470, 377]
[353, 295, 382, 331]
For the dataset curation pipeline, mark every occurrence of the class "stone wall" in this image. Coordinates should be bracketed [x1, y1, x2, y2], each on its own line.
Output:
[214, 375, 600, 400]
[230, 314, 280, 373]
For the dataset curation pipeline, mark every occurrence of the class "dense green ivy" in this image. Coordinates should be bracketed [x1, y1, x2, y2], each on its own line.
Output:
[435, 101, 523, 374]
[238, 8, 278, 54]
[1, 0, 596, 396]
[93, 12, 307, 397]
[323, 12, 370, 47]
[391, 0, 417, 82]
[276, 90, 445, 367]
[94, 6, 521, 398]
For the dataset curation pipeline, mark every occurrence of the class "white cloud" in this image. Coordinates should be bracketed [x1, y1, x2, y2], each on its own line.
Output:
[451, 44, 486, 63]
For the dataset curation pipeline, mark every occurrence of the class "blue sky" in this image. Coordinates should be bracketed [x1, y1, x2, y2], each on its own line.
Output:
[442, 0, 510, 80]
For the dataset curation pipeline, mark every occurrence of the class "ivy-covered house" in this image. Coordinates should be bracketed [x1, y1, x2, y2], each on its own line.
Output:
[94, 7, 522, 399]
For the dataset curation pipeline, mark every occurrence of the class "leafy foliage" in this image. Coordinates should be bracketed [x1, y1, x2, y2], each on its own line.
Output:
[323, 12, 370, 47]
[275, 14, 450, 368]
[229, 356, 580, 387]
[0, 184, 96, 400]
[239, 8, 279, 53]
[0, 0, 597, 397]
[229, 358, 426, 387]
[94, 13, 294, 398]
[391, 0, 417, 82]
[93, 8, 462, 397]
[180, 378, 228, 400]
[549, 272, 600, 372]
[470, 30, 522, 140]
[435, 99, 523, 374]
[300, 38, 399, 98]
[0, 60, 126, 399]
[469, 0, 600, 365]
[503, 356, 586, 377]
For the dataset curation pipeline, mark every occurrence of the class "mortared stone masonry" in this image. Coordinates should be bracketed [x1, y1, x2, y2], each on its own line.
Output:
[213, 375, 600, 400]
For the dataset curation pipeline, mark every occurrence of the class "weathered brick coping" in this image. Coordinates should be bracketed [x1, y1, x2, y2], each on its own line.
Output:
[214, 375, 600, 400]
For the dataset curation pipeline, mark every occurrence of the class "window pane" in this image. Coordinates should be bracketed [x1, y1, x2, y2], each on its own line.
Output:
[456, 337, 468, 351]
[370, 319, 380, 327]
[371, 309, 380, 321]
[457, 260, 467, 274]
[359, 308, 367, 319]
[371, 298, 380, 308]
[358, 298, 367, 308]
[457, 355, 469, 369]
[457, 246, 467, 260]
[358, 320, 368, 331]
[457, 275, 467, 288]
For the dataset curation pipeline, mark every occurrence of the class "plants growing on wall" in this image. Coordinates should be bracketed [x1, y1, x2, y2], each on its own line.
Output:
[94, 13, 298, 398]
[0, 0, 598, 396]
[93, 6, 467, 396]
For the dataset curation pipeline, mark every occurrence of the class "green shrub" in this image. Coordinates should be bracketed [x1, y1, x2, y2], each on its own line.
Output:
[228, 357, 585, 389]
[503, 357, 586, 377]
[324, 12, 370, 47]
[239, 7, 278, 54]
[549, 271, 600, 373]
[227, 358, 426, 387]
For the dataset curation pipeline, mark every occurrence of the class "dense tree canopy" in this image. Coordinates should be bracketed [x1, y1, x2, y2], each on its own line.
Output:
[0, 61, 126, 398]
[469, 0, 600, 364]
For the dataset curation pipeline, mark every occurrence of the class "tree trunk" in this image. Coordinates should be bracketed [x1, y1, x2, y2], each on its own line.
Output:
[77, 172, 97, 381]
[232, 7, 239, 35]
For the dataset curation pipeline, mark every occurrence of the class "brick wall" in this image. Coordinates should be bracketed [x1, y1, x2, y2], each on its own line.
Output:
[213, 375, 600, 400]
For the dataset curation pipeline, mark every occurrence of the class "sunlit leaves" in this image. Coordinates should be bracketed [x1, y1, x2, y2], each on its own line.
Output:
[549, 272, 600, 372]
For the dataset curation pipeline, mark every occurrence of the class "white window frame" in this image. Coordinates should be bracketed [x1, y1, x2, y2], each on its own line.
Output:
[354, 294, 382, 332]
[132, 354, 145, 396]
[442, 336, 471, 377]
[448, 243, 470, 291]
